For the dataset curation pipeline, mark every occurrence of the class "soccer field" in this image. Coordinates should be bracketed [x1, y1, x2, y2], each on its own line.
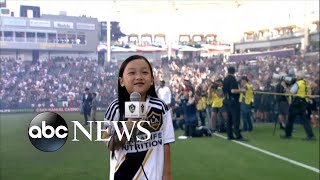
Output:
[0, 113, 319, 180]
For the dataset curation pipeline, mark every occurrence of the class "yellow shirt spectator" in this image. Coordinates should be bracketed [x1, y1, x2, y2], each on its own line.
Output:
[239, 83, 253, 105]
[212, 87, 224, 108]
[197, 96, 207, 110]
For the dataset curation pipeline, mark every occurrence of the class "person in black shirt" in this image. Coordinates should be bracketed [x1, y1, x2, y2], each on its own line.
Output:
[275, 79, 289, 129]
[172, 103, 185, 130]
[82, 87, 93, 126]
[223, 67, 244, 140]
[260, 83, 274, 122]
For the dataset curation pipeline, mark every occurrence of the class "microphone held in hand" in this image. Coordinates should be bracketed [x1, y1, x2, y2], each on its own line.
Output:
[125, 92, 146, 119]
[125, 92, 150, 143]
[130, 91, 141, 102]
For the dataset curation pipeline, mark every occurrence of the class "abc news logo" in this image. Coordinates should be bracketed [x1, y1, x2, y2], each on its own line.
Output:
[28, 112, 151, 152]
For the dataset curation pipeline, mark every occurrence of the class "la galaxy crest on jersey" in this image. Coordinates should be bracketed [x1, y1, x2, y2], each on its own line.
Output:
[147, 110, 162, 131]
[143, 96, 169, 133]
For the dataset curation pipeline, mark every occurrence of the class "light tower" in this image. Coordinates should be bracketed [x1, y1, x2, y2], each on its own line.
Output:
[106, 0, 119, 62]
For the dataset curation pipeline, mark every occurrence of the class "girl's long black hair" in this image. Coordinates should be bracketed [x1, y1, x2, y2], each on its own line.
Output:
[118, 55, 158, 121]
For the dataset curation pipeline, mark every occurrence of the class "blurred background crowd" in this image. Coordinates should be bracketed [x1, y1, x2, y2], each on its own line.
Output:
[1, 52, 319, 128]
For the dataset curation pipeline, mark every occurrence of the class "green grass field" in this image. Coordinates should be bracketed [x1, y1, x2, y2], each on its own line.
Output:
[0, 113, 319, 180]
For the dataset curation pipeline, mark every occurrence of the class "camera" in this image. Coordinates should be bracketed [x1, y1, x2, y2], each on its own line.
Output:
[272, 73, 296, 86]
[211, 83, 218, 90]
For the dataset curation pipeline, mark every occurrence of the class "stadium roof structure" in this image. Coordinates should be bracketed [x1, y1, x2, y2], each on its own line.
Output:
[8, 0, 317, 46]
[109, 0, 245, 14]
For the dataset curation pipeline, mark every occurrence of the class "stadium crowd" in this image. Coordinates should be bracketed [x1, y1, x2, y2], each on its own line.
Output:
[162, 54, 319, 132]
[1, 52, 319, 130]
[0, 56, 118, 109]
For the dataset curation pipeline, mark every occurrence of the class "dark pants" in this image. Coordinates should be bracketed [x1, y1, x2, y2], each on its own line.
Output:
[217, 112, 226, 132]
[185, 121, 197, 137]
[241, 103, 253, 131]
[198, 110, 206, 126]
[285, 98, 314, 138]
[173, 119, 185, 130]
[225, 100, 242, 139]
[83, 107, 91, 125]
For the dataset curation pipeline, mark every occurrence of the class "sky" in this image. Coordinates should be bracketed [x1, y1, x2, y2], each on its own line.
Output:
[4, 0, 320, 42]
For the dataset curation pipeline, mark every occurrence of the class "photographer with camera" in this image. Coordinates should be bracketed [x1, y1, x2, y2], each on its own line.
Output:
[176, 87, 198, 137]
[274, 74, 290, 130]
[280, 71, 315, 140]
[209, 79, 227, 132]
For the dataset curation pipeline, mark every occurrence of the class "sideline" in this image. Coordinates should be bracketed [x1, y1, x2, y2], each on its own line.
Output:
[214, 133, 320, 174]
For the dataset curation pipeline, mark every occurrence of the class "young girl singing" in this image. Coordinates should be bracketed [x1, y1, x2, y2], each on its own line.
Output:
[104, 55, 175, 180]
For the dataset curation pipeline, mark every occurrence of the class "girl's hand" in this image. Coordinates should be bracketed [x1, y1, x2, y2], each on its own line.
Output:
[126, 118, 137, 131]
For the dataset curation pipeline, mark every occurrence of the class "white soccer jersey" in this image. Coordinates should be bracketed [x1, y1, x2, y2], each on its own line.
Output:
[104, 96, 175, 180]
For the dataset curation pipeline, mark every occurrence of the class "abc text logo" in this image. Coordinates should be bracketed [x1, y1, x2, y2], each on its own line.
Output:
[28, 112, 68, 152]
[28, 112, 152, 152]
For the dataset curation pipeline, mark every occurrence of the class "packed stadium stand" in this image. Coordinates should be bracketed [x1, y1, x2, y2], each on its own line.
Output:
[0, 5, 319, 117]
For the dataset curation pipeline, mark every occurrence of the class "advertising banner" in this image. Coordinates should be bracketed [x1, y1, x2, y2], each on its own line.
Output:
[53, 21, 74, 29]
[76, 23, 95, 30]
[30, 20, 51, 28]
